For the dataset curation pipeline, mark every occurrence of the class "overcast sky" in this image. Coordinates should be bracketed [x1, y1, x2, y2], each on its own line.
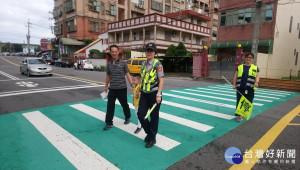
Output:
[0, 0, 54, 45]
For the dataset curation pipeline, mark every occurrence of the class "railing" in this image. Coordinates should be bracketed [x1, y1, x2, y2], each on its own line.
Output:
[108, 13, 210, 35]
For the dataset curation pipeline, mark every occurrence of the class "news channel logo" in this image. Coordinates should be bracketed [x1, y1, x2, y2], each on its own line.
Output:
[225, 147, 243, 164]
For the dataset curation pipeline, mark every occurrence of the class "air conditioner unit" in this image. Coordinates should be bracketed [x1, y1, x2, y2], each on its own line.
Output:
[88, 5, 93, 10]
[197, 9, 202, 14]
[135, 3, 139, 7]
[139, 5, 144, 9]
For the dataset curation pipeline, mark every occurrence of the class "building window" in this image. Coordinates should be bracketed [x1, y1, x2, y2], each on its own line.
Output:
[145, 31, 150, 39]
[289, 16, 293, 33]
[295, 52, 298, 66]
[64, 0, 75, 13]
[174, 0, 181, 3]
[220, 4, 273, 27]
[152, 0, 163, 12]
[88, 0, 100, 12]
[54, 24, 62, 35]
[173, 7, 179, 12]
[133, 32, 137, 40]
[165, 0, 170, 3]
[124, 33, 129, 41]
[101, 2, 105, 14]
[53, 6, 62, 18]
[139, 31, 143, 40]
[165, 5, 170, 14]
[110, 5, 116, 15]
[213, 30, 217, 37]
[196, 37, 201, 44]
[89, 21, 99, 32]
[66, 19, 76, 32]
[165, 31, 172, 40]
[213, 19, 218, 27]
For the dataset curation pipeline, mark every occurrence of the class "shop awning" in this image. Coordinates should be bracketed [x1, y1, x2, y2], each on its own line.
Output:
[60, 38, 85, 46]
[210, 39, 274, 48]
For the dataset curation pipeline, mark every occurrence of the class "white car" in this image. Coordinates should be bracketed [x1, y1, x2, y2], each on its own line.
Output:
[74, 60, 94, 70]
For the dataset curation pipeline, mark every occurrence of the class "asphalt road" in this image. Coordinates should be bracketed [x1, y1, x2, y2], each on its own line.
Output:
[0, 55, 299, 169]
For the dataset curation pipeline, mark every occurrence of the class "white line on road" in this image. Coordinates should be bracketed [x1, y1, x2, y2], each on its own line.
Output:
[171, 90, 263, 106]
[115, 100, 214, 132]
[0, 70, 20, 80]
[164, 93, 236, 109]
[70, 104, 181, 151]
[0, 84, 103, 97]
[186, 89, 273, 102]
[23, 111, 119, 170]
[162, 100, 236, 120]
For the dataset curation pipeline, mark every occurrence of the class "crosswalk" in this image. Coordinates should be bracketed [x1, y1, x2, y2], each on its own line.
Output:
[1, 84, 298, 170]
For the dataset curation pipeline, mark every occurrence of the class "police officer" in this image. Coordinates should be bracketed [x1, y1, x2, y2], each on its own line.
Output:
[233, 53, 260, 122]
[137, 42, 164, 148]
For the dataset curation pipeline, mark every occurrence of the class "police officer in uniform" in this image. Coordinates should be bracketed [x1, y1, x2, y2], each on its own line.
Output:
[233, 53, 260, 122]
[137, 42, 164, 148]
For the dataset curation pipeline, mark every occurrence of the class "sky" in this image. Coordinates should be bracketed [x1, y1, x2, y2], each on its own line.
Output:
[0, 0, 55, 45]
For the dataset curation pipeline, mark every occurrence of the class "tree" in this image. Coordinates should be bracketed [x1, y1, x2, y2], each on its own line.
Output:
[83, 38, 94, 46]
[11, 44, 23, 52]
[165, 44, 176, 57]
[89, 49, 102, 58]
[175, 42, 187, 57]
[34, 45, 41, 52]
[1, 42, 11, 52]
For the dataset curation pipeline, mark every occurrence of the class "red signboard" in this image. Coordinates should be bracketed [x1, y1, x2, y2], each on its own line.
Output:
[40, 39, 48, 51]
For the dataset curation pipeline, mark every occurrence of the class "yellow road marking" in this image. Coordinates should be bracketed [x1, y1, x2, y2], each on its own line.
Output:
[288, 123, 300, 126]
[0, 56, 105, 85]
[0, 57, 19, 66]
[230, 105, 300, 170]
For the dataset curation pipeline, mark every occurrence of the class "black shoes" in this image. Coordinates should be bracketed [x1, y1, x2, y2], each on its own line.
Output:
[144, 135, 150, 143]
[134, 127, 142, 134]
[103, 124, 113, 130]
[145, 139, 156, 148]
[124, 118, 130, 124]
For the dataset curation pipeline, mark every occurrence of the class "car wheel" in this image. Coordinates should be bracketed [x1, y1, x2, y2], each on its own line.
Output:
[49, 74, 53, 76]
[27, 70, 31, 77]
[20, 68, 24, 75]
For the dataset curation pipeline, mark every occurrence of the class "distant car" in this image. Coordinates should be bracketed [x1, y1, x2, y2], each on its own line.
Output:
[20, 58, 53, 77]
[74, 60, 93, 70]
[127, 58, 147, 74]
[54, 58, 74, 68]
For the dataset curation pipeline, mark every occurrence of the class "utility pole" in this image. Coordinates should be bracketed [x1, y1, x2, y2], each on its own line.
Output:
[251, 0, 262, 64]
[26, 19, 32, 56]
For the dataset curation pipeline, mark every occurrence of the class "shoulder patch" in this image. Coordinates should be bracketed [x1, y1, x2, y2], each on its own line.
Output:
[158, 66, 163, 72]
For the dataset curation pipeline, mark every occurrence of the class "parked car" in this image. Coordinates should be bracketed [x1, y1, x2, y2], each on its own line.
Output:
[74, 60, 94, 70]
[20, 58, 53, 77]
[126, 58, 147, 74]
[54, 58, 74, 68]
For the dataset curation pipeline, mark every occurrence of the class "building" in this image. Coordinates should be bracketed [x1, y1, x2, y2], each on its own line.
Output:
[210, 0, 300, 79]
[107, 11, 211, 52]
[53, 0, 219, 42]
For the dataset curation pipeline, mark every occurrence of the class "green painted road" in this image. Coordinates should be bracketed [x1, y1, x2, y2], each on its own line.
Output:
[0, 84, 299, 170]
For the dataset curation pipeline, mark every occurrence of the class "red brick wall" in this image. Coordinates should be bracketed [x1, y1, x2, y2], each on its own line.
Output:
[217, 0, 277, 42]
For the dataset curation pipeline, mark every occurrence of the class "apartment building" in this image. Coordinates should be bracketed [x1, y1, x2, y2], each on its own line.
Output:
[210, 0, 300, 78]
[53, 0, 219, 42]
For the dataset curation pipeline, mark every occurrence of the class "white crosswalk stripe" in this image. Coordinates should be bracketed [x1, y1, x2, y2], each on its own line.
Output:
[162, 100, 236, 120]
[115, 100, 214, 132]
[171, 90, 264, 106]
[70, 104, 181, 151]
[23, 111, 119, 170]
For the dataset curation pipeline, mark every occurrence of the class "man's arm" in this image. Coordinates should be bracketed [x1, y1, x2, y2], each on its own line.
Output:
[233, 71, 237, 89]
[125, 72, 134, 88]
[104, 75, 110, 92]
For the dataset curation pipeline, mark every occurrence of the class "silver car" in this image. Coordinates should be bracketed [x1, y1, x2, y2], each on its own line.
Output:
[20, 58, 53, 77]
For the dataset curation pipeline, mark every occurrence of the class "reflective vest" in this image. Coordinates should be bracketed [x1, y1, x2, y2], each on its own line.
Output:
[140, 59, 160, 93]
[236, 64, 258, 90]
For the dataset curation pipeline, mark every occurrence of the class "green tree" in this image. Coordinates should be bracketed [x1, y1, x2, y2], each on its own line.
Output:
[83, 38, 94, 46]
[34, 45, 41, 52]
[175, 42, 187, 56]
[1, 42, 11, 52]
[12, 44, 23, 52]
[165, 44, 176, 57]
[89, 49, 102, 58]
[186, 51, 193, 57]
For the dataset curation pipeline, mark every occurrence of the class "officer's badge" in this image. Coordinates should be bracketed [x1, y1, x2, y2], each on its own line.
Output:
[149, 44, 153, 47]
[158, 66, 162, 71]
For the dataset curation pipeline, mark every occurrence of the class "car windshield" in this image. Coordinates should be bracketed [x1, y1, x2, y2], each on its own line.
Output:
[28, 59, 47, 64]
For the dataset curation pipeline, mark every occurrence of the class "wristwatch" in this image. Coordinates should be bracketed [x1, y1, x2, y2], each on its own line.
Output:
[156, 93, 162, 97]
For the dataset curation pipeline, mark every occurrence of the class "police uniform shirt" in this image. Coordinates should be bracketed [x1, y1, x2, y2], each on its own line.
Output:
[145, 58, 164, 78]
[237, 65, 259, 89]
[107, 58, 130, 89]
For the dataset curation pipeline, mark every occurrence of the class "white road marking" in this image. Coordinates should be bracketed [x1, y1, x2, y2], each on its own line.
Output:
[161, 100, 236, 120]
[171, 90, 264, 106]
[185, 89, 273, 102]
[197, 87, 285, 99]
[0, 70, 20, 80]
[70, 104, 181, 151]
[164, 92, 235, 109]
[0, 84, 103, 97]
[23, 111, 119, 170]
[15, 81, 39, 87]
[115, 101, 214, 132]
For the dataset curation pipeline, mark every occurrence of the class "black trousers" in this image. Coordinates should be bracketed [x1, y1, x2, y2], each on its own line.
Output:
[105, 88, 131, 125]
[137, 91, 161, 141]
[236, 88, 254, 116]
